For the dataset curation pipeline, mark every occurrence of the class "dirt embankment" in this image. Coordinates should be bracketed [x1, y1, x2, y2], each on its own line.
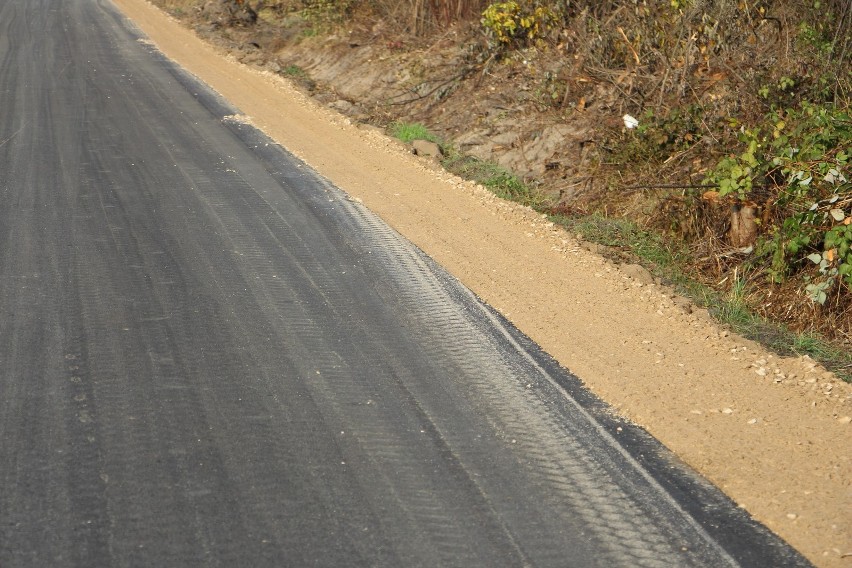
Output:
[149, 0, 852, 347]
[115, 1, 850, 565]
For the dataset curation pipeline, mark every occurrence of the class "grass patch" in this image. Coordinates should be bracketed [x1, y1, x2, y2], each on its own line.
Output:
[283, 65, 308, 78]
[712, 275, 756, 329]
[280, 65, 316, 91]
[552, 214, 690, 281]
[443, 151, 544, 208]
[388, 123, 543, 208]
[547, 213, 852, 381]
[389, 121, 441, 144]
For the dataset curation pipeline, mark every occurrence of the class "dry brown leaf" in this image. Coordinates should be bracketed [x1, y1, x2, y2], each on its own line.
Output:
[702, 190, 720, 202]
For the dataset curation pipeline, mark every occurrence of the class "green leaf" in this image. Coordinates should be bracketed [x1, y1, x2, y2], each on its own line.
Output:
[807, 253, 823, 264]
[805, 283, 828, 305]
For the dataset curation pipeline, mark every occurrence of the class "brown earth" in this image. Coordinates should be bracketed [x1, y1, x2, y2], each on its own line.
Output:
[146, 0, 852, 346]
[114, 1, 850, 565]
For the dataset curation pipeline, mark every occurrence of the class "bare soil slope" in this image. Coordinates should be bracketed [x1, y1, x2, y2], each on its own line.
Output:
[114, 1, 850, 565]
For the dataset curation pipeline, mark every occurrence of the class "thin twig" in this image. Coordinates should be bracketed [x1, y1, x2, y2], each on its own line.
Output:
[616, 26, 640, 66]
[475, 52, 497, 88]
[387, 71, 470, 105]
[619, 183, 718, 191]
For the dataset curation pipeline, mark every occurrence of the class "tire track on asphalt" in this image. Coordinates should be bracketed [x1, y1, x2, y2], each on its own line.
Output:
[0, 0, 815, 566]
[321, 198, 737, 566]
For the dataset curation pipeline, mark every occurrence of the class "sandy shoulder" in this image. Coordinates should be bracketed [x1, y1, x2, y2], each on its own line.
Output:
[112, 1, 851, 564]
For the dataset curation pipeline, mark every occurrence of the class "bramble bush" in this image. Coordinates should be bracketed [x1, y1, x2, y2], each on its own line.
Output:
[704, 101, 851, 304]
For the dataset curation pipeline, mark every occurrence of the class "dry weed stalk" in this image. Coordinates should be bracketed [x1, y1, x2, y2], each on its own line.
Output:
[410, 0, 484, 34]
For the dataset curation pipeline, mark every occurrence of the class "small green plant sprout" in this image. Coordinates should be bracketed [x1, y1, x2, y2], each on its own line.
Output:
[778, 76, 796, 92]
[283, 65, 307, 78]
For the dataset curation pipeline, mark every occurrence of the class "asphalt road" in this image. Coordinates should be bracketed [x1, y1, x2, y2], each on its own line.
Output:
[0, 1, 813, 566]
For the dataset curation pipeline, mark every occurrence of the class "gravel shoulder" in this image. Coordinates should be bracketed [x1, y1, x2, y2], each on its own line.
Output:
[113, 1, 851, 564]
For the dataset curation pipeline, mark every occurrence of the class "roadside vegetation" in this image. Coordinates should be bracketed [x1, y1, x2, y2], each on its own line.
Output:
[385, 120, 852, 379]
[155, 0, 851, 378]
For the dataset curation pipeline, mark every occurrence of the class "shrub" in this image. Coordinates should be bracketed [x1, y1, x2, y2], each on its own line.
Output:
[481, 1, 556, 46]
[704, 101, 851, 303]
[300, 0, 355, 28]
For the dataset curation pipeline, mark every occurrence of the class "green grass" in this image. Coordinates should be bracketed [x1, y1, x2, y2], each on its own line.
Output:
[552, 214, 689, 275]
[442, 151, 544, 208]
[280, 65, 316, 91]
[283, 65, 308, 78]
[389, 121, 441, 144]
[713, 276, 755, 328]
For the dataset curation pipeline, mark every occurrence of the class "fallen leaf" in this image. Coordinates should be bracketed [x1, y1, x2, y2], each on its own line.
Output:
[702, 190, 720, 201]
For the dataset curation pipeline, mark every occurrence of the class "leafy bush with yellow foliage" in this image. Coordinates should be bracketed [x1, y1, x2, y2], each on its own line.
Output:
[480, 1, 555, 46]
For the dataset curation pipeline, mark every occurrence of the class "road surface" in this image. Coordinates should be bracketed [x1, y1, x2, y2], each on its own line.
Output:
[0, 0, 811, 566]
